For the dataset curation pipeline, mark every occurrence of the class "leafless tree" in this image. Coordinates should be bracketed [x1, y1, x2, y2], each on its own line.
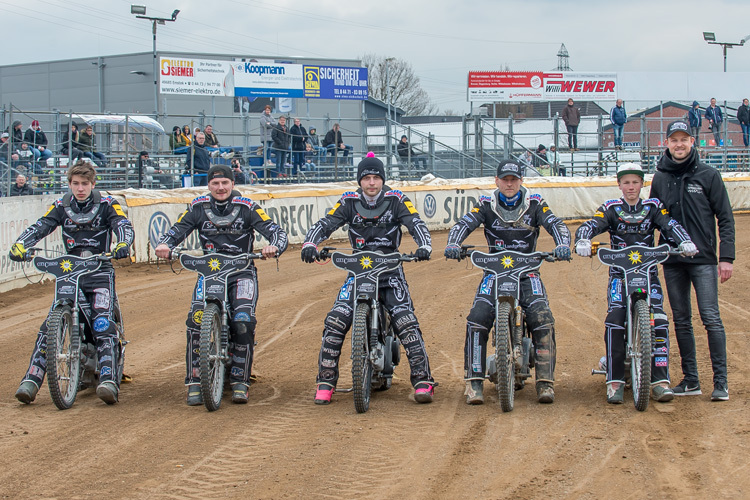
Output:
[362, 54, 437, 116]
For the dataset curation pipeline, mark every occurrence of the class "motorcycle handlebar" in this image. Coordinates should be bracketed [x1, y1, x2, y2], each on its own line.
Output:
[318, 246, 416, 262]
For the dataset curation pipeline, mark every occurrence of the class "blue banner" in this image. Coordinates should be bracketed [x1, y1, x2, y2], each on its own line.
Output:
[303, 65, 368, 100]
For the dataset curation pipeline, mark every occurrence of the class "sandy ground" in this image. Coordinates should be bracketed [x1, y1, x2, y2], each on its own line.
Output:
[0, 217, 748, 500]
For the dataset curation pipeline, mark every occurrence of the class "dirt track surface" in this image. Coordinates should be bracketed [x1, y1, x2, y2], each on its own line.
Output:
[1, 217, 748, 500]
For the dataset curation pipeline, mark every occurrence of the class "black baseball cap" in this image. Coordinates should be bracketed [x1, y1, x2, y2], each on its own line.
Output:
[496, 160, 523, 179]
[207, 164, 235, 182]
[666, 120, 691, 138]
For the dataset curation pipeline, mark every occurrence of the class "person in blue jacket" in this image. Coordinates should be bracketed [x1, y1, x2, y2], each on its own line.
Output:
[609, 99, 627, 149]
[688, 101, 702, 143]
[704, 98, 723, 146]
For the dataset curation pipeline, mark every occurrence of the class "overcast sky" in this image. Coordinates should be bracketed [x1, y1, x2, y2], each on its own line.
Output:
[3, 0, 750, 112]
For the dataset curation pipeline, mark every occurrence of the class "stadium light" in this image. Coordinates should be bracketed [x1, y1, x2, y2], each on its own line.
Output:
[703, 32, 748, 72]
[132, 5, 180, 117]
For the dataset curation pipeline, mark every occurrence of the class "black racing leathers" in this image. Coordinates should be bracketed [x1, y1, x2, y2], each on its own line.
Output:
[16, 191, 134, 388]
[651, 147, 734, 266]
[447, 186, 571, 384]
[158, 191, 288, 386]
[304, 187, 434, 388]
[575, 197, 693, 384]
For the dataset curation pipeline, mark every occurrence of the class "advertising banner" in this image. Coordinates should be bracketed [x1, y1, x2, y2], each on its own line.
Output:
[234, 62, 304, 98]
[468, 71, 617, 102]
[302, 65, 368, 100]
[159, 57, 234, 96]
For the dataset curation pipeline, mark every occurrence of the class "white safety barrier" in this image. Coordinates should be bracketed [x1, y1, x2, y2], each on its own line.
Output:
[2, 173, 749, 292]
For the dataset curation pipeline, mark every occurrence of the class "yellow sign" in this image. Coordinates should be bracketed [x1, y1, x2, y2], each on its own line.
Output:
[208, 258, 221, 271]
[628, 250, 642, 264]
[501, 255, 514, 269]
[60, 259, 73, 272]
[360, 256, 373, 269]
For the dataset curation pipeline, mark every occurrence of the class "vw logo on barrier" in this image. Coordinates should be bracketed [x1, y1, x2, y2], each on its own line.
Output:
[423, 194, 437, 219]
[149, 212, 171, 248]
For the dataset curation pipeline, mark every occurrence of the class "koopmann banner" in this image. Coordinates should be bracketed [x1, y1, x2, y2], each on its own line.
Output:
[468, 71, 617, 102]
[234, 61, 305, 98]
[159, 57, 235, 96]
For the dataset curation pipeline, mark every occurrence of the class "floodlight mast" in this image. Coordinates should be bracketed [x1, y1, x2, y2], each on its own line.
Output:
[703, 31, 749, 72]
[131, 5, 180, 116]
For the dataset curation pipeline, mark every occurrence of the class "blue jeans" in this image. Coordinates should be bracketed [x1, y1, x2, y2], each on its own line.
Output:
[274, 149, 288, 176]
[741, 123, 749, 147]
[662, 264, 727, 386]
[612, 124, 624, 147]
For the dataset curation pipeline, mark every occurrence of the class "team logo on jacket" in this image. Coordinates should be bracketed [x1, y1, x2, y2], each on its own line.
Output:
[66, 238, 75, 247]
[205, 243, 214, 251]
[356, 238, 365, 248]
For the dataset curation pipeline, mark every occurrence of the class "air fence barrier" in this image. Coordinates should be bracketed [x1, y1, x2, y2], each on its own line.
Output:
[3, 173, 750, 293]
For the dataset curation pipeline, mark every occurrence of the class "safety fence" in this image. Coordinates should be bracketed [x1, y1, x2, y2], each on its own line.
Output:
[2, 173, 749, 293]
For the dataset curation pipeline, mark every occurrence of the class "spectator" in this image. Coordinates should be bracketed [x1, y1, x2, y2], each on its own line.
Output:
[24, 120, 52, 165]
[289, 118, 308, 175]
[272, 116, 290, 177]
[186, 131, 211, 186]
[15, 142, 35, 172]
[259, 105, 276, 167]
[532, 144, 549, 174]
[737, 98, 750, 148]
[182, 125, 193, 147]
[78, 125, 107, 167]
[9, 120, 23, 148]
[562, 98, 581, 151]
[650, 120, 734, 402]
[610, 99, 627, 149]
[303, 143, 317, 172]
[230, 157, 248, 185]
[1, 132, 20, 165]
[10, 173, 34, 196]
[203, 124, 220, 148]
[704, 97, 723, 146]
[397, 135, 427, 171]
[307, 127, 325, 162]
[688, 101, 702, 144]
[322, 123, 352, 162]
[548, 142, 564, 176]
[519, 150, 532, 169]
[61, 123, 84, 160]
[138, 150, 172, 188]
[170, 126, 189, 153]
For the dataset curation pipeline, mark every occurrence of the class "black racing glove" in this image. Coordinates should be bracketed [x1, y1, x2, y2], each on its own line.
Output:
[444, 244, 461, 260]
[301, 243, 319, 263]
[113, 242, 130, 260]
[414, 246, 431, 262]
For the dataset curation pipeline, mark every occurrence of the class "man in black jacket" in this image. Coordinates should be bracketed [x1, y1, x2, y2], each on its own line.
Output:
[289, 118, 308, 175]
[154, 165, 288, 405]
[650, 120, 735, 401]
[271, 116, 290, 177]
[10, 173, 34, 196]
[322, 123, 352, 163]
[300, 154, 435, 405]
[186, 132, 211, 186]
[737, 98, 750, 147]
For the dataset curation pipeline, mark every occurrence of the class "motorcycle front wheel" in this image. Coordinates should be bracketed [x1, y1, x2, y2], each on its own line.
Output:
[351, 302, 373, 414]
[631, 299, 652, 412]
[199, 303, 225, 412]
[494, 302, 515, 412]
[46, 305, 81, 410]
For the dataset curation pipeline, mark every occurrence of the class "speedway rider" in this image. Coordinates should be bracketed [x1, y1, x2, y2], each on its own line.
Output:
[445, 160, 571, 405]
[574, 163, 697, 404]
[10, 161, 134, 405]
[300, 153, 436, 405]
[154, 165, 288, 405]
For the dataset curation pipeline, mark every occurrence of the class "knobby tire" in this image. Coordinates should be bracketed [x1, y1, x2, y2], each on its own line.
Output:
[352, 302, 372, 414]
[199, 303, 224, 412]
[46, 306, 80, 410]
[495, 302, 515, 412]
[631, 299, 652, 412]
